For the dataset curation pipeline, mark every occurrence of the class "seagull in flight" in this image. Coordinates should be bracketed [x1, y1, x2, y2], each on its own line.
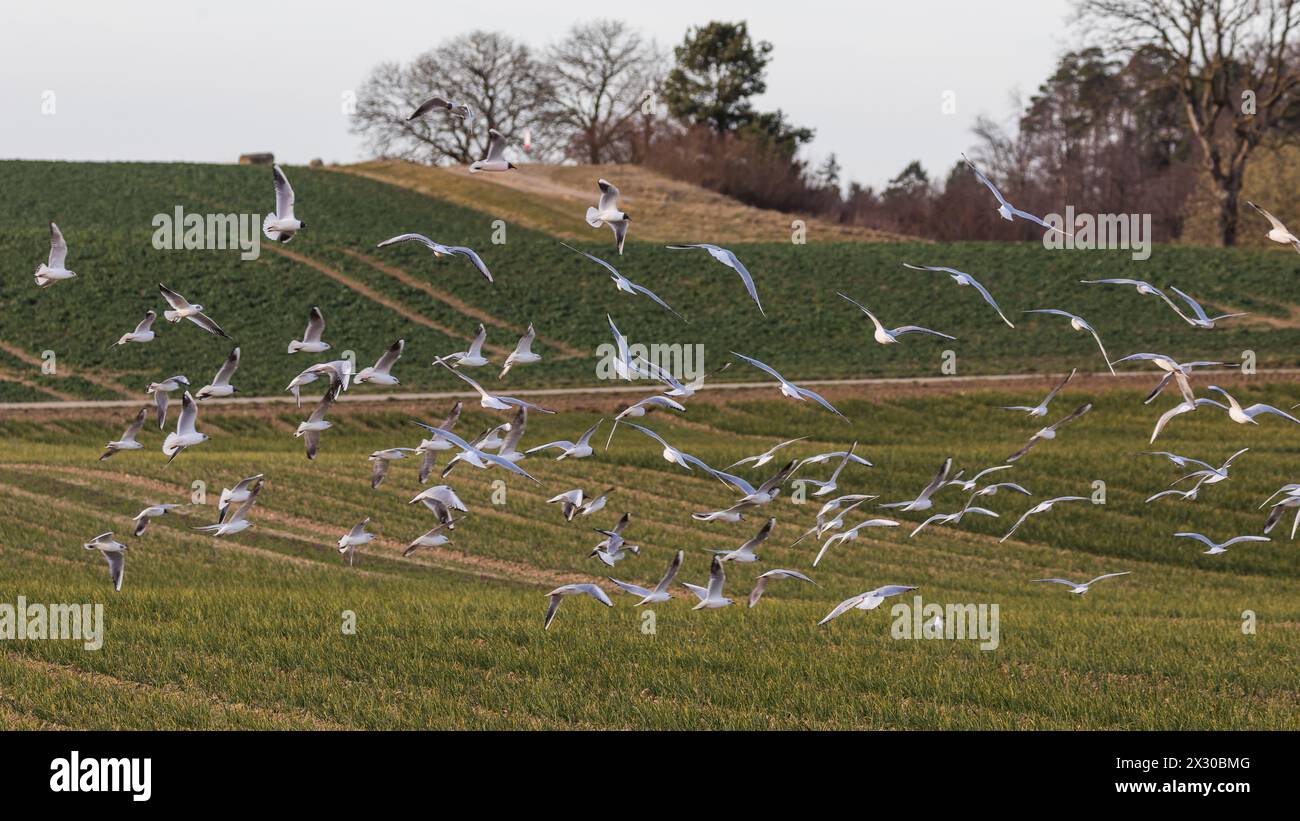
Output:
[903, 263, 1013, 327]
[665, 243, 764, 315]
[1006, 402, 1092, 462]
[1111, 353, 1220, 405]
[288, 307, 329, 354]
[544, 583, 612, 629]
[470, 128, 515, 173]
[617, 422, 719, 474]
[196, 347, 240, 400]
[813, 517, 900, 566]
[880, 457, 954, 512]
[218, 474, 264, 523]
[35, 222, 77, 287]
[263, 164, 305, 243]
[1245, 201, 1299, 253]
[159, 284, 232, 339]
[1001, 369, 1075, 417]
[796, 444, 862, 497]
[1206, 385, 1300, 426]
[1166, 286, 1248, 329]
[909, 505, 999, 538]
[409, 485, 469, 527]
[819, 585, 918, 625]
[1079, 278, 1186, 317]
[337, 518, 375, 566]
[962, 153, 1070, 236]
[132, 503, 181, 537]
[1023, 309, 1113, 374]
[728, 437, 808, 470]
[100, 408, 147, 460]
[1032, 572, 1130, 595]
[730, 351, 846, 419]
[527, 419, 603, 461]
[606, 395, 685, 449]
[438, 324, 491, 369]
[83, 533, 128, 592]
[355, 340, 405, 386]
[683, 556, 734, 610]
[838, 292, 955, 345]
[499, 324, 541, 378]
[1174, 532, 1269, 555]
[591, 513, 640, 566]
[377, 234, 495, 283]
[162, 392, 208, 463]
[747, 569, 817, 608]
[437, 361, 555, 413]
[609, 550, 683, 606]
[196, 480, 263, 537]
[285, 359, 352, 407]
[585, 179, 631, 255]
[114, 311, 157, 347]
[560, 242, 683, 319]
[945, 464, 1013, 492]
[146, 376, 188, 430]
[411, 419, 540, 483]
[1001, 496, 1088, 543]
[711, 517, 776, 563]
[791, 496, 872, 547]
[296, 381, 341, 460]
[407, 94, 472, 121]
[403, 518, 463, 557]
[416, 402, 462, 483]
[548, 487, 614, 521]
[369, 447, 418, 489]
[713, 459, 798, 507]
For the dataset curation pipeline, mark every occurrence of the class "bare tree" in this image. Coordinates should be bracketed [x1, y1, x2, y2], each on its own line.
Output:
[1077, 0, 1299, 245]
[545, 20, 665, 163]
[350, 31, 552, 165]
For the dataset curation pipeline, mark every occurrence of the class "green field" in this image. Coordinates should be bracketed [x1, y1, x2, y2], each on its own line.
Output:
[0, 160, 1298, 400]
[1, 160, 1298, 730]
[2, 386, 1299, 729]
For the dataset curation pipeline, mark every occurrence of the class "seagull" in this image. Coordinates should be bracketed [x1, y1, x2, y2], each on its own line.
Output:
[748, 569, 817, 608]
[114, 311, 157, 346]
[355, 340, 404, 386]
[100, 408, 148, 460]
[263, 164, 305, 243]
[132, 503, 180, 537]
[499, 324, 541, 378]
[441, 412, 524, 477]
[795, 445, 861, 497]
[728, 437, 808, 470]
[1032, 572, 1130, 595]
[909, 506, 999, 538]
[416, 402, 462, 483]
[1171, 447, 1248, 487]
[903, 263, 1013, 327]
[966, 481, 1031, 501]
[946, 464, 1013, 492]
[1263, 494, 1300, 537]
[690, 506, 750, 523]
[370, 447, 418, 489]
[962, 153, 1070, 236]
[585, 179, 631, 255]
[591, 513, 639, 566]
[439, 324, 491, 369]
[1001, 369, 1075, 417]
[1146, 485, 1204, 503]
[437, 361, 555, 414]
[1245, 201, 1299, 253]
[1111, 353, 1216, 405]
[35, 222, 77, 287]
[1174, 532, 1269, 555]
[712, 517, 776, 563]
[409, 485, 469, 526]
[1023, 309, 1113, 374]
[1000, 496, 1088, 543]
[296, 381, 341, 460]
[1166, 286, 1248, 329]
[195, 480, 263, 536]
[795, 450, 874, 472]
[287, 307, 329, 354]
[880, 458, 954, 512]
[791, 496, 872, 546]
[665, 243, 764, 315]
[218, 474, 264, 523]
[1006, 402, 1093, 462]
[146, 375, 189, 428]
[813, 518, 901, 566]
[285, 359, 352, 407]
[196, 347, 240, 400]
[614, 422, 720, 474]
[544, 583, 612, 629]
[838, 292, 955, 345]
[1145, 451, 1216, 471]
[410, 419, 540, 482]
[1079, 278, 1186, 316]
[819, 585, 918, 625]
[548, 488, 614, 521]
[1206, 385, 1300, 426]
[560, 242, 682, 318]
[634, 356, 732, 399]
[377, 234, 495, 283]
[683, 556, 734, 610]
[159, 284, 231, 339]
[527, 420, 602, 460]
[337, 518, 374, 566]
[730, 351, 846, 419]
[609, 550, 683, 606]
[1149, 398, 1227, 443]
[403, 518, 463, 557]
[407, 94, 472, 121]
[606, 396, 686, 449]
[470, 129, 515, 173]
[162, 392, 208, 463]
[83, 532, 127, 592]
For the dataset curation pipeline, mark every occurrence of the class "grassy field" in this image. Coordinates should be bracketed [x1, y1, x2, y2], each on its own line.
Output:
[1, 160, 1298, 401]
[2, 384, 1298, 730]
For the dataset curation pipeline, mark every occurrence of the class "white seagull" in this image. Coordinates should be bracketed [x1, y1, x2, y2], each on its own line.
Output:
[560, 242, 682, 319]
[1079, 278, 1185, 316]
[83, 532, 127, 592]
[1206, 385, 1300, 426]
[1032, 572, 1130, 595]
[285, 359, 352, 408]
[712, 517, 776, 563]
[819, 585, 918, 625]
[813, 518, 901, 567]
[1174, 532, 1269, 556]
[370, 447, 418, 489]
[609, 550, 683, 606]
[378, 233, 495, 283]
[35, 222, 77, 287]
[403, 518, 463, 557]
[287, 307, 329, 354]
[543, 583, 613, 630]
[748, 569, 818, 608]
[548, 487, 614, 521]
[1245, 201, 1299, 254]
[407, 94, 472, 121]
[903, 263, 1013, 327]
[665, 243, 765, 315]
[527, 419, 603, 461]
[730, 351, 846, 419]
[439, 324, 491, 369]
[1006, 402, 1093, 462]
[218, 474, 264, 523]
[1023, 309, 1113, 374]
[100, 407, 148, 460]
[613, 422, 719, 474]
[195, 480, 263, 537]
[470, 129, 515, 173]
[158, 283, 232, 339]
[146, 375, 189, 428]
[410, 419, 540, 483]
[416, 402, 462, 483]
[438, 361, 555, 413]
[606, 395, 686, 449]
[728, 437, 808, 470]
[114, 311, 157, 347]
[585, 179, 631, 255]
[355, 340, 404, 386]
[962, 153, 1070, 236]
[1001, 369, 1075, 417]
[880, 457, 954, 512]
[337, 518, 374, 566]
[1000, 496, 1088, 543]
[838, 292, 955, 345]
[1166, 286, 1248, 329]
[132, 503, 181, 537]
[196, 347, 240, 400]
[499, 324, 541, 378]
[683, 556, 733, 610]
[161, 392, 208, 463]
[263, 164, 306, 243]
[296, 381, 341, 460]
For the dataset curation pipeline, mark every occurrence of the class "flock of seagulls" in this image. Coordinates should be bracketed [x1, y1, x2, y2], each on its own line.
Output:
[38, 130, 1298, 633]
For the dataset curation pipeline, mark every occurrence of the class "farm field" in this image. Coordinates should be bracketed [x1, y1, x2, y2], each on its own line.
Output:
[0, 160, 1298, 402]
[2, 384, 1298, 730]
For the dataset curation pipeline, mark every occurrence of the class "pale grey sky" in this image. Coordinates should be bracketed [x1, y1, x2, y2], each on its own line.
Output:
[0, 0, 1074, 188]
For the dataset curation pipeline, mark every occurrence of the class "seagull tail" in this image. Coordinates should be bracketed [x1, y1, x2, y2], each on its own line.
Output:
[262, 213, 284, 242]
[585, 207, 604, 228]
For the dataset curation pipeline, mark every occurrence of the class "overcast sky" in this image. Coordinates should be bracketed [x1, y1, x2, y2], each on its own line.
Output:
[1, 0, 1076, 189]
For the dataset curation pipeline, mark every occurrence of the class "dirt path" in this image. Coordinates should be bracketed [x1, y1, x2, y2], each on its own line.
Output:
[0, 340, 135, 398]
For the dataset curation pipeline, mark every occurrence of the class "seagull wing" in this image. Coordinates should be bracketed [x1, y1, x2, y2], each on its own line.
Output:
[211, 347, 240, 386]
[445, 247, 494, 283]
[485, 129, 507, 162]
[407, 95, 451, 120]
[272, 164, 295, 219]
[303, 307, 325, 343]
[48, 222, 69, 268]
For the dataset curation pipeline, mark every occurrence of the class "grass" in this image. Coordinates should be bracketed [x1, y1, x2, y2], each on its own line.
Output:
[1, 386, 1298, 729]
